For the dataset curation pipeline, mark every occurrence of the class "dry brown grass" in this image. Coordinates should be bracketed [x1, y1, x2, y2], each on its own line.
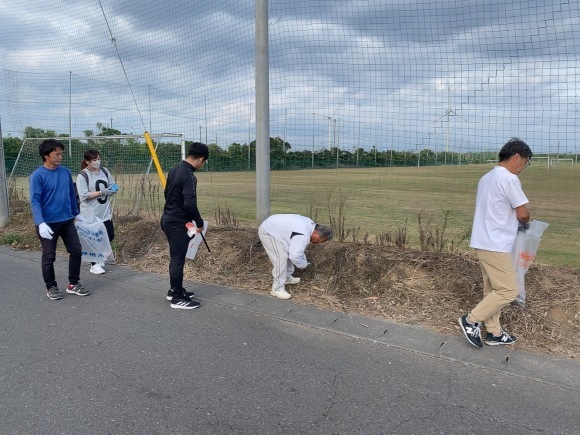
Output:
[2, 212, 578, 359]
[114, 219, 579, 359]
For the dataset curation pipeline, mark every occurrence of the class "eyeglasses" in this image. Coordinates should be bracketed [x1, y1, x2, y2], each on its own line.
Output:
[518, 154, 531, 167]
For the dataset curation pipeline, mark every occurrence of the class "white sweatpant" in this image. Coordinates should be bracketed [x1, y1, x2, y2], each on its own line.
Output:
[258, 230, 295, 292]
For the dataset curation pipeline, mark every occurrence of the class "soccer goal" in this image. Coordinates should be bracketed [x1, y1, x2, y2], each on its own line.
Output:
[549, 158, 575, 169]
[9, 133, 185, 215]
[531, 156, 551, 168]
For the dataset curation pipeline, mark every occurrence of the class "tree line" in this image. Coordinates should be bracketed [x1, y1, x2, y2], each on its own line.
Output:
[3, 125, 502, 175]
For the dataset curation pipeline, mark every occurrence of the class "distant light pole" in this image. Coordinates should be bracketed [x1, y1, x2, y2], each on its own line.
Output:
[416, 144, 421, 167]
[311, 113, 315, 169]
[335, 118, 339, 168]
[313, 112, 335, 150]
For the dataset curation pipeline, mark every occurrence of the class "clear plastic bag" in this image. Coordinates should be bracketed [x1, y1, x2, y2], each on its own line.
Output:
[511, 220, 549, 307]
[75, 216, 113, 263]
[185, 220, 208, 260]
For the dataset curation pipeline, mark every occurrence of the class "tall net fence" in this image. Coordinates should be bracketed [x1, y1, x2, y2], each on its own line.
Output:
[1, 1, 578, 266]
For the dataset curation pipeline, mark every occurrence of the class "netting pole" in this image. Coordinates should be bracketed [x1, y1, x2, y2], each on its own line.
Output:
[0, 118, 10, 226]
[255, 0, 270, 222]
[180, 135, 185, 161]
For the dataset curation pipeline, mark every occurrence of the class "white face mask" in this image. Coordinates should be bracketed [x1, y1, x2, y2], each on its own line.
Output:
[90, 159, 101, 169]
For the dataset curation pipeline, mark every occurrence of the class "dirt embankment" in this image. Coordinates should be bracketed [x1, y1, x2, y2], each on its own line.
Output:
[2, 209, 578, 358]
[112, 217, 579, 358]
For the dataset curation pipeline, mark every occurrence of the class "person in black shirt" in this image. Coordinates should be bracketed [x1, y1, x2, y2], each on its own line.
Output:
[161, 142, 209, 309]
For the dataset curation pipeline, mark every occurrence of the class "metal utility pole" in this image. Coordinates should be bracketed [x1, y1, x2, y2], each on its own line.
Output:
[69, 71, 72, 158]
[248, 103, 252, 170]
[255, 0, 270, 222]
[204, 96, 208, 145]
[0, 118, 9, 227]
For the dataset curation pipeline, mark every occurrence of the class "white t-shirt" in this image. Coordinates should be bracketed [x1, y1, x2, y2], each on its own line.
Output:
[258, 214, 315, 268]
[470, 166, 528, 253]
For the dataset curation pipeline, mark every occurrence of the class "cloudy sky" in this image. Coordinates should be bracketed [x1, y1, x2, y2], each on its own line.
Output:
[1, 0, 579, 154]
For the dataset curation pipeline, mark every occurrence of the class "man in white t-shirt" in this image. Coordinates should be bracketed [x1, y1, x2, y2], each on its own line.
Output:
[258, 214, 333, 299]
[459, 138, 532, 347]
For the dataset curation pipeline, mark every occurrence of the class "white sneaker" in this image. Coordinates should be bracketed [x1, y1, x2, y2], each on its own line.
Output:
[270, 289, 292, 300]
[285, 276, 300, 285]
[89, 264, 105, 275]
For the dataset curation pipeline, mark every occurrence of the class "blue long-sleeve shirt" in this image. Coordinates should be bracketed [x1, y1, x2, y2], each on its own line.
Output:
[29, 165, 79, 225]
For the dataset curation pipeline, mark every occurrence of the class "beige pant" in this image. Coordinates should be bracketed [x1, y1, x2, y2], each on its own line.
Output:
[469, 249, 518, 334]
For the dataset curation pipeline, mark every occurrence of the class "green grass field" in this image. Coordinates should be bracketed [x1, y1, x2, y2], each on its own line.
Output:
[196, 165, 579, 267]
[9, 163, 579, 267]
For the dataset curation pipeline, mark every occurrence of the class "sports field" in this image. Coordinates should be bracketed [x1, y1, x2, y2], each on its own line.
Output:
[188, 164, 577, 267]
[9, 163, 579, 267]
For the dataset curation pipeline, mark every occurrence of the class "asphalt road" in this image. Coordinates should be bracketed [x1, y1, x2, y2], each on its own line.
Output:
[0, 245, 578, 434]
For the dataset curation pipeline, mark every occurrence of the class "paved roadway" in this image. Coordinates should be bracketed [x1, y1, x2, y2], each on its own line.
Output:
[0, 245, 578, 434]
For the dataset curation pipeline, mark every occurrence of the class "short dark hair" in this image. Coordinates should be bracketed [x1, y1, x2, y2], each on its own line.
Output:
[187, 142, 209, 160]
[39, 139, 65, 162]
[498, 137, 532, 162]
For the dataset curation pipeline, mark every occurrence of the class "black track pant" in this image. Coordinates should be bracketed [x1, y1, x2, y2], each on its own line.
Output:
[160, 215, 189, 294]
[36, 218, 82, 289]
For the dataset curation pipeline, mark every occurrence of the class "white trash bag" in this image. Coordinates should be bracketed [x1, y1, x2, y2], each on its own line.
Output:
[75, 216, 113, 263]
[511, 220, 549, 307]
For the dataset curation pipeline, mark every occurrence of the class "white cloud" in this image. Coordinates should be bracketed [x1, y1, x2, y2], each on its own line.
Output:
[0, 0, 578, 153]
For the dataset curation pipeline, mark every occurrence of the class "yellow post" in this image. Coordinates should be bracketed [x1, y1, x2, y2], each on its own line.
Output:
[144, 132, 167, 188]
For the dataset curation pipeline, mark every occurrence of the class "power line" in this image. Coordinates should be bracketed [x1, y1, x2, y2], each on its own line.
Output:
[97, 0, 146, 132]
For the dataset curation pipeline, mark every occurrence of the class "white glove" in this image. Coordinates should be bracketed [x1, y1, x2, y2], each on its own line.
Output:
[38, 223, 54, 240]
[75, 214, 85, 222]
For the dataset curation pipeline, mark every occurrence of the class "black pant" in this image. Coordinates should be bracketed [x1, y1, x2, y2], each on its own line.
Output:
[91, 219, 115, 266]
[36, 219, 82, 289]
[160, 215, 190, 293]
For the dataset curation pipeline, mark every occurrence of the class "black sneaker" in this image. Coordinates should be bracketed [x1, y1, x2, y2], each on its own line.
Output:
[166, 289, 194, 301]
[47, 286, 63, 300]
[458, 314, 483, 347]
[170, 296, 200, 310]
[484, 331, 516, 346]
[66, 283, 90, 296]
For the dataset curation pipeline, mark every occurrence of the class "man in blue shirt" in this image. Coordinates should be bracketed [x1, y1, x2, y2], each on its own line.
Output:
[29, 139, 90, 300]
